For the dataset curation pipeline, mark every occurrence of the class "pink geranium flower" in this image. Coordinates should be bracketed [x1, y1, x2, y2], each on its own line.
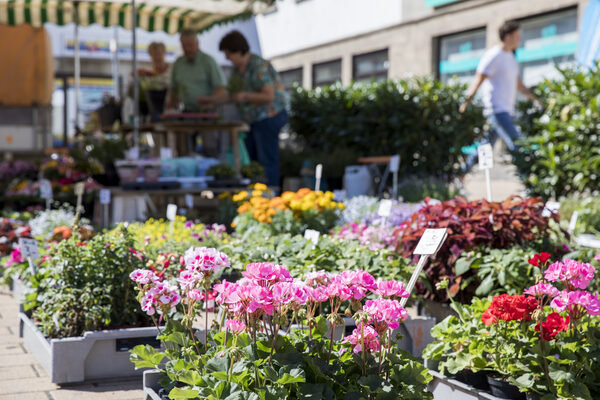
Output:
[226, 319, 246, 335]
[5, 247, 23, 267]
[550, 290, 600, 316]
[243, 262, 292, 287]
[130, 269, 160, 285]
[342, 324, 380, 354]
[184, 247, 229, 274]
[362, 298, 408, 330]
[524, 282, 560, 298]
[376, 280, 410, 298]
[545, 259, 595, 289]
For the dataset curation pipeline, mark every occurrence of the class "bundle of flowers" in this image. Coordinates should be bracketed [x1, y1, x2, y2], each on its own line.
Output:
[232, 184, 344, 235]
[424, 253, 600, 399]
[0, 218, 31, 256]
[0, 160, 38, 182]
[400, 196, 558, 302]
[130, 247, 432, 399]
[340, 196, 422, 227]
[335, 222, 400, 251]
[29, 207, 90, 239]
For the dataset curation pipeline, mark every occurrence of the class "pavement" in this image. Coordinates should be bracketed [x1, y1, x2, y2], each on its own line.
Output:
[0, 288, 144, 400]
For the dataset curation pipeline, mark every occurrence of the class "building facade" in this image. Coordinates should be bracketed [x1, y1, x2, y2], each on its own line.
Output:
[256, 0, 589, 89]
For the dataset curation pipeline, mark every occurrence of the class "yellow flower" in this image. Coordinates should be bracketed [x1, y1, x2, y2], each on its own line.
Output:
[253, 183, 267, 191]
[232, 191, 248, 202]
[252, 190, 263, 198]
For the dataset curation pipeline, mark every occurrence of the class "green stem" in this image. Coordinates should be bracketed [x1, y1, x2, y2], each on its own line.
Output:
[360, 323, 366, 376]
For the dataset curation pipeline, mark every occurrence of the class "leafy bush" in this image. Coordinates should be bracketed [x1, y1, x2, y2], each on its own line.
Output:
[290, 78, 485, 180]
[399, 196, 558, 302]
[559, 197, 600, 237]
[25, 226, 150, 337]
[514, 66, 600, 199]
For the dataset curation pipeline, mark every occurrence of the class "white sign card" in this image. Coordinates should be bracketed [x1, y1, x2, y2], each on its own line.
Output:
[413, 228, 448, 256]
[315, 164, 323, 180]
[304, 229, 320, 244]
[39, 179, 53, 199]
[128, 147, 140, 160]
[166, 204, 178, 221]
[18, 238, 40, 260]
[74, 182, 85, 197]
[185, 194, 194, 209]
[160, 147, 173, 160]
[568, 211, 579, 234]
[477, 143, 494, 170]
[99, 189, 111, 205]
[378, 199, 393, 217]
[389, 155, 400, 173]
[542, 201, 560, 218]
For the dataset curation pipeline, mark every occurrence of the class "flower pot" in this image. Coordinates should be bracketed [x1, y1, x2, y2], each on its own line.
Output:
[19, 312, 162, 384]
[145, 89, 167, 121]
[420, 299, 458, 323]
[454, 370, 490, 391]
[429, 370, 508, 400]
[392, 316, 436, 357]
[486, 376, 525, 400]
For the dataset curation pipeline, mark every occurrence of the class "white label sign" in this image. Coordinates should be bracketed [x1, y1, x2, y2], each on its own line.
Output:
[315, 164, 323, 180]
[389, 155, 400, 173]
[304, 229, 320, 244]
[160, 147, 173, 160]
[477, 144, 494, 170]
[378, 199, 393, 217]
[542, 201, 560, 217]
[413, 228, 448, 255]
[18, 238, 39, 260]
[74, 182, 85, 197]
[39, 179, 53, 199]
[99, 189, 111, 205]
[128, 146, 140, 160]
[568, 211, 579, 233]
[185, 194, 194, 209]
[166, 204, 178, 221]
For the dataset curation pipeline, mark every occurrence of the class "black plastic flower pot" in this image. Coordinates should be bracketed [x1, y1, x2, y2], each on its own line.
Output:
[454, 369, 490, 391]
[487, 375, 526, 400]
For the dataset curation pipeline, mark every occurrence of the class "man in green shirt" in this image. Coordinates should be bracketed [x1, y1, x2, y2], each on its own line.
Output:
[167, 28, 226, 112]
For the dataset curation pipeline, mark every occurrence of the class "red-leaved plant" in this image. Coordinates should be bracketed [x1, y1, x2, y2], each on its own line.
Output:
[399, 196, 559, 302]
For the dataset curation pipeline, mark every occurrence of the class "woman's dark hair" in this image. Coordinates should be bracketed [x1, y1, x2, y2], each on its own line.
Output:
[219, 30, 250, 55]
[499, 20, 520, 41]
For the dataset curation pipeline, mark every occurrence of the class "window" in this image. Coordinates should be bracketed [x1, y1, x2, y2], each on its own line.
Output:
[517, 8, 578, 86]
[353, 49, 389, 82]
[312, 59, 342, 88]
[280, 67, 303, 90]
[437, 28, 486, 84]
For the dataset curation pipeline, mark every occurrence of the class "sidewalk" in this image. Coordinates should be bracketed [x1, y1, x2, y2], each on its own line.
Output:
[0, 289, 143, 400]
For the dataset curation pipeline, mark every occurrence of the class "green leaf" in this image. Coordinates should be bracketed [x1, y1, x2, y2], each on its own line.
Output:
[168, 387, 200, 399]
[277, 371, 305, 385]
[454, 258, 472, 276]
[129, 344, 165, 369]
[475, 275, 494, 296]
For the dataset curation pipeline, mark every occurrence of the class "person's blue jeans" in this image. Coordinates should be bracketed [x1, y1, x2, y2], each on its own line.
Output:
[465, 112, 521, 171]
[245, 110, 289, 187]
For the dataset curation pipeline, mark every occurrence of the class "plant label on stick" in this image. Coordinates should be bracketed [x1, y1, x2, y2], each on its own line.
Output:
[568, 211, 579, 234]
[400, 228, 448, 307]
[389, 155, 400, 173]
[378, 199, 393, 217]
[19, 238, 39, 260]
[304, 229, 320, 245]
[74, 182, 85, 197]
[99, 189, 111, 205]
[185, 194, 194, 209]
[39, 179, 53, 200]
[542, 201, 560, 218]
[160, 147, 173, 160]
[128, 147, 140, 160]
[477, 143, 494, 170]
[166, 204, 178, 221]
[315, 164, 323, 192]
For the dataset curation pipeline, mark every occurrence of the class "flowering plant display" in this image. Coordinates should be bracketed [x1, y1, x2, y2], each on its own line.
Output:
[130, 250, 431, 399]
[424, 253, 600, 399]
[232, 184, 344, 235]
[335, 222, 400, 251]
[28, 206, 90, 239]
[23, 225, 151, 338]
[0, 160, 38, 182]
[400, 196, 559, 302]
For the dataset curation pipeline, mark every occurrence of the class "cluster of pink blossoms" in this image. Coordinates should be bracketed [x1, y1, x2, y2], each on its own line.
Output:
[6, 247, 23, 267]
[342, 324, 380, 354]
[545, 259, 595, 289]
[131, 247, 229, 317]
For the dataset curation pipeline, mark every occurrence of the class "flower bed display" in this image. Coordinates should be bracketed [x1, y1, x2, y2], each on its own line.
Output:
[129, 247, 432, 399]
[232, 184, 344, 235]
[424, 253, 600, 399]
[400, 196, 559, 302]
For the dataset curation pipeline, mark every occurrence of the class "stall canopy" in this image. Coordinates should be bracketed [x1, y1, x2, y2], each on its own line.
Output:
[0, 0, 272, 34]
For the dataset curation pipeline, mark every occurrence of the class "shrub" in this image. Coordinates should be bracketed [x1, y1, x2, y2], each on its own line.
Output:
[399, 196, 559, 302]
[290, 78, 485, 180]
[514, 66, 600, 199]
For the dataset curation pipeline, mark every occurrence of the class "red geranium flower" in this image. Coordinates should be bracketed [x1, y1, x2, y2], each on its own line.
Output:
[528, 252, 552, 267]
[481, 308, 497, 326]
[535, 312, 569, 341]
[486, 294, 538, 322]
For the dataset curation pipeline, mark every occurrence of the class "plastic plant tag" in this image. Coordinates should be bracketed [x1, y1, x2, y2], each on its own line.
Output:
[39, 179, 53, 199]
[166, 204, 178, 221]
[128, 147, 140, 160]
[315, 164, 323, 192]
[99, 189, 111, 205]
[542, 201, 560, 217]
[74, 182, 85, 197]
[18, 238, 39, 260]
[160, 147, 173, 160]
[185, 194, 194, 209]
[378, 199, 393, 217]
[389, 155, 400, 173]
[477, 143, 494, 170]
[413, 228, 448, 256]
[568, 211, 579, 234]
[304, 229, 320, 244]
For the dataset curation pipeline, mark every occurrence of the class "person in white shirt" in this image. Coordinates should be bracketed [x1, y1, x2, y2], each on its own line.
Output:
[460, 21, 540, 168]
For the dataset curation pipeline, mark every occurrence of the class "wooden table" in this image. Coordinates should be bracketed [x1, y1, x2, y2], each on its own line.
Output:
[118, 119, 249, 177]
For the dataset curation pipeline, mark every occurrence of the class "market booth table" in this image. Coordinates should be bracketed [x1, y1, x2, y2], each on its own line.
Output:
[118, 117, 249, 177]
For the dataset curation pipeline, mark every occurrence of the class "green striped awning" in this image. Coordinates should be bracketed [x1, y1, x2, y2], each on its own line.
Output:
[0, 0, 272, 34]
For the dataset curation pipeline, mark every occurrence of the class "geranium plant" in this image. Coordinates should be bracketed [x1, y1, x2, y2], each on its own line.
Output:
[130, 248, 432, 399]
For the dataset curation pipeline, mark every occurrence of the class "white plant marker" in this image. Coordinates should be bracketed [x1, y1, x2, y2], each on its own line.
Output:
[166, 203, 177, 236]
[378, 199, 393, 226]
[390, 155, 400, 199]
[19, 238, 40, 275]
[99, 189, 111, 227]
[477, 143, 494, 202]
[400, 228, 448, 307]
[304, 229, 320, 248]
[39, 179, 53, 210]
